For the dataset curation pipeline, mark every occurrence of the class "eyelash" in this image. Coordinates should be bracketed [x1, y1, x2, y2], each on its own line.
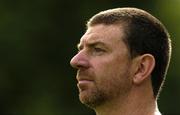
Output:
[94, 47, 104, 52]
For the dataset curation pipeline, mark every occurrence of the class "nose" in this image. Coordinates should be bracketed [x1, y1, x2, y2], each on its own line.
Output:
[70, 51, 90, 69]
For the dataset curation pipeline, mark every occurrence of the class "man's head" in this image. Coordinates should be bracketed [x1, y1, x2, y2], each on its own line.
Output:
[70, 7, 171, 109]
[71, 23, 133, 108]
[87, 7, 171, 98]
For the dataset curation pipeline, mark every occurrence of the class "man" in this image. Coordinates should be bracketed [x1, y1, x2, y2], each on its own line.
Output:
[70, 7, 171, 115]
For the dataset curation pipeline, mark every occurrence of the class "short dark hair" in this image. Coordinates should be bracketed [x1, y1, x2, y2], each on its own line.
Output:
[87, 7, 172, 98]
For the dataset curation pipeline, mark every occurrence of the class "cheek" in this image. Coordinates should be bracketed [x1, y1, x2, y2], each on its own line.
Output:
[94, 61, 132, 99]
[94, 56, 129, 76]
[93, 56, 131, 86]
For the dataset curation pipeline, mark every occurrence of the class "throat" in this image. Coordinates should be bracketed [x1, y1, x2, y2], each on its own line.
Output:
[94, 90, 157, 115]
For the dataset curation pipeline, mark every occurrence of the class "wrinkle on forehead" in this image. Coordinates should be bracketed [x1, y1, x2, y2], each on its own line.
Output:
[79, 24, 125, 47]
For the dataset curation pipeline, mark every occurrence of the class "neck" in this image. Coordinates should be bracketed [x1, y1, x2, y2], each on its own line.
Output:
[94, 79, 161, 115]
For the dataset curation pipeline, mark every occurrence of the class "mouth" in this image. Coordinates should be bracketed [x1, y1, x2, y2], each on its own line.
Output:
[77, 78, 94, 84]
[78, 79, 93, 84]
[76, 70, 94, 91]
[76, 71, 94, 84]
[77, 77, 94, 92]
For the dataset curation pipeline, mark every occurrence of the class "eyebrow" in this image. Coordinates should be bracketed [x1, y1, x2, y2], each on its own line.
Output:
[77, 41, 107, 50]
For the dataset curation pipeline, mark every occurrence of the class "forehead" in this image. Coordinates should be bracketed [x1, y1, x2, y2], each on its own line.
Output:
[80, 24, 125, 46]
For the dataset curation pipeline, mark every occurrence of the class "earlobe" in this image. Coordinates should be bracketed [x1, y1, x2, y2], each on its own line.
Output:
[133, 54, 155, 84]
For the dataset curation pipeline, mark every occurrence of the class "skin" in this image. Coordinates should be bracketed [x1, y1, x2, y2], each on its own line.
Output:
[70, 24, 161, 115]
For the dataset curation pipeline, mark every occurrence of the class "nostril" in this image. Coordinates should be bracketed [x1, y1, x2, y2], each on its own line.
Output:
[76, 60, 89, 69]
[71, 60, 89, 69]
[75, 63, 86, 69]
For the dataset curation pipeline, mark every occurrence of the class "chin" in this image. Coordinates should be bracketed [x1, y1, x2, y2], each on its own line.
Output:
[79, 90, 90, 103]
[79, 89, 105, 108]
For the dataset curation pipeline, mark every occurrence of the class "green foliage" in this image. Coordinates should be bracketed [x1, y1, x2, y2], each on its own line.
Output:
[0, 0, 179, 114]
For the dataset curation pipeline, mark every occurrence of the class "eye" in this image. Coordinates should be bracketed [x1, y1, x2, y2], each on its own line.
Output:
[91, 47, 106, 56]
[94, 47, 105, 52]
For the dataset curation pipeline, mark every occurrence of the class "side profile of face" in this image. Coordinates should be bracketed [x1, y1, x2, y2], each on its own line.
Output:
[70, 24, 134, 108]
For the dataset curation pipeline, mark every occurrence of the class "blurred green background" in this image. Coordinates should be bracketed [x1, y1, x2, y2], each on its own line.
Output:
[0, 0, 179, 115]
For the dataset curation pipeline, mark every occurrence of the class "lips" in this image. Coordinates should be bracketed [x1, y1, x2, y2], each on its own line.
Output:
[76, 70, 94, 91]
[76, 70, 94, 83]
[76, 75, 94, 92]
[77, 79, 93, 92]
[77, 78, 94, 84]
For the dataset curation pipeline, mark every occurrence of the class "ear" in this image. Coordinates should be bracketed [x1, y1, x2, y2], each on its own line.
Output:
[133, 54, 155, 85]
